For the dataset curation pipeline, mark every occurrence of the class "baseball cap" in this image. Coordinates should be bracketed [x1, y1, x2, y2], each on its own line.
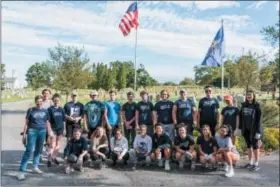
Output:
[180, 89, 187, 93]
[224, 95, 233, 101]
[90, 90, 98, 96]
[71, 91, 78, 96]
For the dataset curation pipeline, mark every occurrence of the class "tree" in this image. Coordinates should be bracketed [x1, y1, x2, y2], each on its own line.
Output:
[1, 63, 5, 88]
[261, 21, 279, 47]
[117, 63, 127, 90]
[235, 54, 260, 91]
[53, 60, 93, 99]
[179, 77, 195, 85]
[137, 64, 158, 89]
[25, 62, 54, 90]
[259, 64, 275, 86]
[163, 81, 177, 86]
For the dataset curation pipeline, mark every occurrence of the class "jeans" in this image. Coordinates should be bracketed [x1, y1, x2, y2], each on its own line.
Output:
[19, 128, 46, 172]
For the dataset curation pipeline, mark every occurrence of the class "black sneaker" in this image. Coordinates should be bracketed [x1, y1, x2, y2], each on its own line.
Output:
[53, 159, 60, 166]
[124, 160, 128, 166]
[112, 161, 117, 166]
[250, 165, 260, 171]
[47, 160, 52, 167]
[244, 163, 253, 169]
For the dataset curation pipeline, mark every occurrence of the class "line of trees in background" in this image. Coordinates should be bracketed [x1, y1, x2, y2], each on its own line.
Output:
[25, 19, 279, 94]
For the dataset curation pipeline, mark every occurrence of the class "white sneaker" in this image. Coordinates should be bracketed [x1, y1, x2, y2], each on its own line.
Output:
[225, 167, 234, 177]
[185, 151, 193, 160]
[224, 164, 229, 172]
[32, 167, 43, 174]
[179, 160, 184, 169]
[158, 159, 164, 167]
[17, 172, 25, 181]
[191, 161, 196, 171]
[165, 161, 170, 171]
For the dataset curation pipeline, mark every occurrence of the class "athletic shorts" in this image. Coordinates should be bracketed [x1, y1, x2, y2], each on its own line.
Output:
[243, 129, 259, 150]
[53, 129, 63, 136]
[66, 123, 81, 138]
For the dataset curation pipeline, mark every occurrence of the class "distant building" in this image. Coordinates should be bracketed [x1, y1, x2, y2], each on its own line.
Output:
[2, 77, 18, 89]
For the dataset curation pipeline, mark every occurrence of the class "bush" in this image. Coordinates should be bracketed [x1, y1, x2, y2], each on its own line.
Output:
[263, 128, 279, 150]
[235, 136, 247, 153]
[261, 101, 279, 127]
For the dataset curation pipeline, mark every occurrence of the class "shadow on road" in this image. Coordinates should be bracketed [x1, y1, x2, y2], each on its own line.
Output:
[1, 110, 27, 115]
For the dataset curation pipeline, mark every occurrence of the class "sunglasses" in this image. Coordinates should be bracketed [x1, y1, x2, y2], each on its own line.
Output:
[90, 95, 98, 97]
[205, 90, 212, 93]
[72, 95, 77, 97]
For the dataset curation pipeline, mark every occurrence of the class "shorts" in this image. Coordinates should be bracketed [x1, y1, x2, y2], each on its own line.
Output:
[243, 129, 259, 150]
[204, 154, 213, 161]
[53, 129, 63, 136]
[66, 123, 81, 138]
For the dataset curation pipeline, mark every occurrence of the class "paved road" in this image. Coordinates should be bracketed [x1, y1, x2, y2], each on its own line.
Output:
[1, 101, 279, 186]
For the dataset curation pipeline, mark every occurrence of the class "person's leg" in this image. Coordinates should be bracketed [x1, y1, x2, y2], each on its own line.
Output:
[224, 152, 237, 177]
[251, 138, 261, 171]
[47, 135, 56, 166]
[176, 152, 185, 169]
[111, 152, 118, 166]
[147, 125, 154, 137]
[163, 148, 171, 170]
[187, 124, 194, 136]
[129, 149, 137, 165]
[210, 124, 216, 137]
[124, 127, 130, 145]
[123, 152, 129, 165]
[33, 129, 47, 171]
[200, 155, 207, 165]
[243, 130, 254, 168]
[66, 124, 72, 141]
[131, 128, 137, 147]
[19, 129, 37, 172]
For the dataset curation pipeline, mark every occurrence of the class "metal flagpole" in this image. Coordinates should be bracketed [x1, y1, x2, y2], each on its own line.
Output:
[134, 28, 138, 91]
[221, 19, 224, 100]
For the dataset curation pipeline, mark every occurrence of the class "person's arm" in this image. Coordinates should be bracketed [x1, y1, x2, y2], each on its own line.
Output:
[220, 108, 225, 128]
[216, 99, 220, 127]
[255, 104, 262, 139]
[197, 100, 202, 128]
[135, 110, 139, 128]
[110, 137, 115, 152]
[103, 108, 111, 129]
[158, 134, 171, 149]
[97, 137, 109, 150]
[172, 104, 178, 125]
[147, 136, 152, 155]
[236, 111, 240, 130]
[174, 144, 185, 154]
[63, 141, 71, 159]
[153, 111, 158, 125]
[64, 104, 72, 121]
[133, 136, 138, 149]
[120, 138, 128, 157]
[239, 104, 243, 130]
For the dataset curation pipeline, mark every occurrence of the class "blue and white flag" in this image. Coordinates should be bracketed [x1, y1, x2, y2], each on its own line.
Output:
[201, 25, 225, 67]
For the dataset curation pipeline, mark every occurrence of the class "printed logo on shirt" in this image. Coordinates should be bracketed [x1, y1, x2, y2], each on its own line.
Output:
[139, 141, 148, 153]
[33, 112, 46, 118]
[224, 109, 236, 116]
[180, 141, 189, 148]
[70, 107, 81, 117]
[140, 105, 150, 111]
[54, 112, 62, 116]
[243, 107, 253, 116]
[203, 100, 216, 107]
[159, 105, 172, 110]
[179, 103, 191, 109]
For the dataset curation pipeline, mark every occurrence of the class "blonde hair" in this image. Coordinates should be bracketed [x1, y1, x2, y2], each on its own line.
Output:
[201, 124, 212, 138]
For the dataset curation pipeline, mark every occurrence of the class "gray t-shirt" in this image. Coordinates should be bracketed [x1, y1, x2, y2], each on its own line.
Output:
[110, 136, 128, 155]
[215, 136, 239, 154]
[42, 99, 53, 109]
[133, 135, 152, 154]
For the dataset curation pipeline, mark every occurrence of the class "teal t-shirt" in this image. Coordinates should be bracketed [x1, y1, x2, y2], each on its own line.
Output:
[84, 101, 105, 129]
[105, 101, 121, 126]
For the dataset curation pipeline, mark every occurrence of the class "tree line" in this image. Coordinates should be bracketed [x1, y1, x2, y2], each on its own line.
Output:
[25, 19, 279, 93]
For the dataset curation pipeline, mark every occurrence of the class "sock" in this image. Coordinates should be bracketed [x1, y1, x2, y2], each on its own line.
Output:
[254, 161, 259, 166]
[165, 160, 170, 164]
[250, 159, 254, 165]
[224, 162, 228, 166]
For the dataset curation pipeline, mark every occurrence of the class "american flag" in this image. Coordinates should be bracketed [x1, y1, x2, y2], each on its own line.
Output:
[118, 2, 139, 36]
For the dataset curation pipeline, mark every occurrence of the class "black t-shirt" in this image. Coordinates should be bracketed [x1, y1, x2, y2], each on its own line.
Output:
[198, 97, 219, 125]
[221, 106, 239, 130]
[154, 100, 174, 124]
[136, 101, 154, 125]
[242, 104, 255, 131]
[64, 137, 88, 157]
[122, 102, 137, 125]
[174, 135, 195, 151]
[197, 136, 217, 154]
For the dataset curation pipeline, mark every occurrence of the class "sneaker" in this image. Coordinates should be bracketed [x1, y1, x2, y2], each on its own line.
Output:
[65, 166, 72, 174]
[185, 151, 193, 160]
[32, 167, 43, 174]
[225, 168, 234, 177]
[158, 159, 164, 167]
[244, 163, 253, 169]
[124, 160, 128, 166]
[165, 161, 170, 171]
[132, 163, 138, 170]
[77, 166, 84, 172]
[249, 165, 260, 171]
[47, 160, 52, 167]
[223, 165, 229, 172]
[100, 162, 107, 169]
[191, 161, 196, 171]
[179, 160, 184, 169]
[17, 172, 25, 181]
[112, 160, 117, 167]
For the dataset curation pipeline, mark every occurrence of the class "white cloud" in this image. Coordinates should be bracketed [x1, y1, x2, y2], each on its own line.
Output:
[276, 1, 279, 11]
[1, 1, 274, 84]
[194, 1, 240, 10]
[247, 1, 268, 9]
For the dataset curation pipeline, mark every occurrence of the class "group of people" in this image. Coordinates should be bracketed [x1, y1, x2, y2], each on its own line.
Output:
[17, 86, 263, 180]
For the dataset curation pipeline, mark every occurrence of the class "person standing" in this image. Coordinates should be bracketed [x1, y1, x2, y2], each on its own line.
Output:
[239, 90, 262, 171]
[220, 95, 239, 145]
[17, 95, 54, 181]
[42, 88, 53, 109]
[84, 90, 106, 139]
[135, 91, 154, 137]
[197, 85, 220, 136]
[47, 93, 65, 167]
[129, 124, 152, 170]
[64, 91, 84, 141]
[104, 90, 121, 138]
[153, 90, 174, 140]
[172, 89, 196, 136]
[122, 92, 137, 147]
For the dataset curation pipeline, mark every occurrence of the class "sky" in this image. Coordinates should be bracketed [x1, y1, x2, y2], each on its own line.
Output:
[2, 1, 279, 87]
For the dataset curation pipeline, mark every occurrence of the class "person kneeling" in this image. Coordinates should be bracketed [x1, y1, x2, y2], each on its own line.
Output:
[89, 127, 109, 168]
[215, 125, 240, 178]
[110, 129, 129, 166]
[151, 123, 172, 171]
[129, 124, 152, 170]
[197, 125, 218, 169]
[63, 128, 89, 174]
[174, 124, 197, 171]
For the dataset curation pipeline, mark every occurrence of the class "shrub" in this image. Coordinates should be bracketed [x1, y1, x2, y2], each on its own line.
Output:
[261, 101, 279, 127]
[263, 128, 279, 150]
[235, 136, 247, 153]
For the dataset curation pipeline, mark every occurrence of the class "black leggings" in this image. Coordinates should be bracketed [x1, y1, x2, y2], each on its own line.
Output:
[111, 152, 129, 162]
[90, 147, 109, 161]
[243, 129, 259, 150]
